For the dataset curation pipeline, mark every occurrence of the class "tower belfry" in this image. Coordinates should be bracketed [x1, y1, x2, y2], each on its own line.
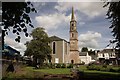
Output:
[69, 7, 80, 64]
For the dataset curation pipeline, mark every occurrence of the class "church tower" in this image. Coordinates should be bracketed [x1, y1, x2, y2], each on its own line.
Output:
[69, 7, 80, 63]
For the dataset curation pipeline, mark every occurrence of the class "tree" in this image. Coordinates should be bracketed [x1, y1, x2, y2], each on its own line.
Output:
[88, 49, 95, 55]
[81, 47, 88, 52]
[24, 27, 52, 67]
[104, 2, 120, 58]
[2, 2, 37, 42]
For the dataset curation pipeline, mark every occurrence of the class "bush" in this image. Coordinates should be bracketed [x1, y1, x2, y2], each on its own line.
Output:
[117, 68, 120, 72]
[61, 64, 66, 68]
[100, 68, 108, 71]
[87, 64, 103, 71]
[56, 63, 61, 68]
[102, 65, 107, 68]
[109, 68, 116, 72]
[67, 64, 73, 68]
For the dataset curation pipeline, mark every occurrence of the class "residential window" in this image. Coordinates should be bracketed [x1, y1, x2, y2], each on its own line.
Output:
[103, 54, 105, 57]
[53, 42, 56, 54]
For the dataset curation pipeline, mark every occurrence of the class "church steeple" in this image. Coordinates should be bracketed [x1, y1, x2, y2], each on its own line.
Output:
[69, 7, 80, 64]
[71, 7, 75, 21]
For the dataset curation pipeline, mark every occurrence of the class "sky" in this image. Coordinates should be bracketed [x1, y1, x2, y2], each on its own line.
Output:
[4, 2, 115, 55]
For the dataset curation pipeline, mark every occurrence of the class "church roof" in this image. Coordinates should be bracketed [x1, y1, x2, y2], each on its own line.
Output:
[50, 36, 63, 41]
[50, 36, 69, 43]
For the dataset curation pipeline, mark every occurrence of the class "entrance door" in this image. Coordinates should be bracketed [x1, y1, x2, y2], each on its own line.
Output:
[71, 60, 74, 64]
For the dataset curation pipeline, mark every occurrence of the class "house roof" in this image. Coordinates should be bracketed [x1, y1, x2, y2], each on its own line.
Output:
[99, 49, 115, 54]
[50, 36, 69, 43]
[4, 44, 20, 55]
[79, 52, 88, 56]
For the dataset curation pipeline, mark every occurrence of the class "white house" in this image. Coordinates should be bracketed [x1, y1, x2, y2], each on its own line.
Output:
[97, 48, 116, 64]
[79, 52, 92, 64]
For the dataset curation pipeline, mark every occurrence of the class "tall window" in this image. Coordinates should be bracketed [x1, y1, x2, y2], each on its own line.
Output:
[72, 23, 74, 26]
[53, 42, 56, 54]
[72, 33, 74, 37]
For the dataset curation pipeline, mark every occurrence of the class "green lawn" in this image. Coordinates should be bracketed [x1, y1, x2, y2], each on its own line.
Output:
[25, 65, 120, 75]
[26, 67, 71, 74]
[35, 68, 71, 74]
[2, 65, 120, 80]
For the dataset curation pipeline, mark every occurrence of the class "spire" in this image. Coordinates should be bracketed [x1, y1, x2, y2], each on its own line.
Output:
[71, 7, 75, 20]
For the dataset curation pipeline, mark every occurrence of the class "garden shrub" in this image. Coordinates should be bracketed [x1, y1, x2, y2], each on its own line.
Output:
[102, 65, 107, 68]
[100, 68, 108, 71]
[67, 64, 73, 68]
[117, 68, 120, 72]
[87, 64, 97, 70]
[61, 63, 66, 68]
[56, 63, 61, 68]
[109, 68, 116, 72]
[87, 64, 120, 73]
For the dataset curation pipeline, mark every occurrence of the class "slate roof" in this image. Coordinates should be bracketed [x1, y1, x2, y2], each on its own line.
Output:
[99, 49, 115, 53]
[50, 36, 63, 41]
[50, 36, 69, 43]
[79, 52, 88, 56]
[4, 44, 20, 55]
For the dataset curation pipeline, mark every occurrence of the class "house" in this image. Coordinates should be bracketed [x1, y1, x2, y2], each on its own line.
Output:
[49, 36, 69, 63]
[2, 44, 20, 60]
[79, 52, 92, 64]
[97, 48, 117, 65]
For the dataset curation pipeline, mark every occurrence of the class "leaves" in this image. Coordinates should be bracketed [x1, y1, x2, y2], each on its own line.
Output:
[25, 33, 29, 37]
[24, 28, 52, 66]
[13, 29, 17, 33]
[26, 7, 31, 13]
[105, 2, 120, 57]
[2, 2, 36, 42]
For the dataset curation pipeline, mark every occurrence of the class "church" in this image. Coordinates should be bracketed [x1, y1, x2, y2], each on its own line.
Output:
[49, 7, 80, 64]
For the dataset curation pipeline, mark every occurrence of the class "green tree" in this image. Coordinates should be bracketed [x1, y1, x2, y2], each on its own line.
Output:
[104, 2, 120, 58]
[88, 49, 95, 55]
[24, 27, 52, 67]
[81, 47, 88, 52]
[2, 2, 37, 42]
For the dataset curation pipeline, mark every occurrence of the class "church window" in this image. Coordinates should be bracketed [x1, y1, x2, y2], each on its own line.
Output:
[72, 23, 74, 26]
[53, 42, 56, 54]
[72, 33, 74, 37]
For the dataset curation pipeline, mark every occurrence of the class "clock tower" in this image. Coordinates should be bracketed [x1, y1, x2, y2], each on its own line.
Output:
[69, 7, 80, 63]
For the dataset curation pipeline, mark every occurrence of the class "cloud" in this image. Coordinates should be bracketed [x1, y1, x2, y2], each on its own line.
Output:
[55, 2, 108, 18]
[79, 31, 102, 49]
[5, 36, 32, 56]
[35, 13, 70, 31]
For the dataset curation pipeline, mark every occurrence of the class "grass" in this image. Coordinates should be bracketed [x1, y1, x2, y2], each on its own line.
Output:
[25, 67, 71, 74]
[35, 68, 71, 74]
[2, 64, 120, 80]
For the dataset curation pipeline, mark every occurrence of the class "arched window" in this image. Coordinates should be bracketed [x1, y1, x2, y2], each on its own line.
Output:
[53, 42, 56, 54]
[72, 23, 74, 26]
[72, 33, 74, 37]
